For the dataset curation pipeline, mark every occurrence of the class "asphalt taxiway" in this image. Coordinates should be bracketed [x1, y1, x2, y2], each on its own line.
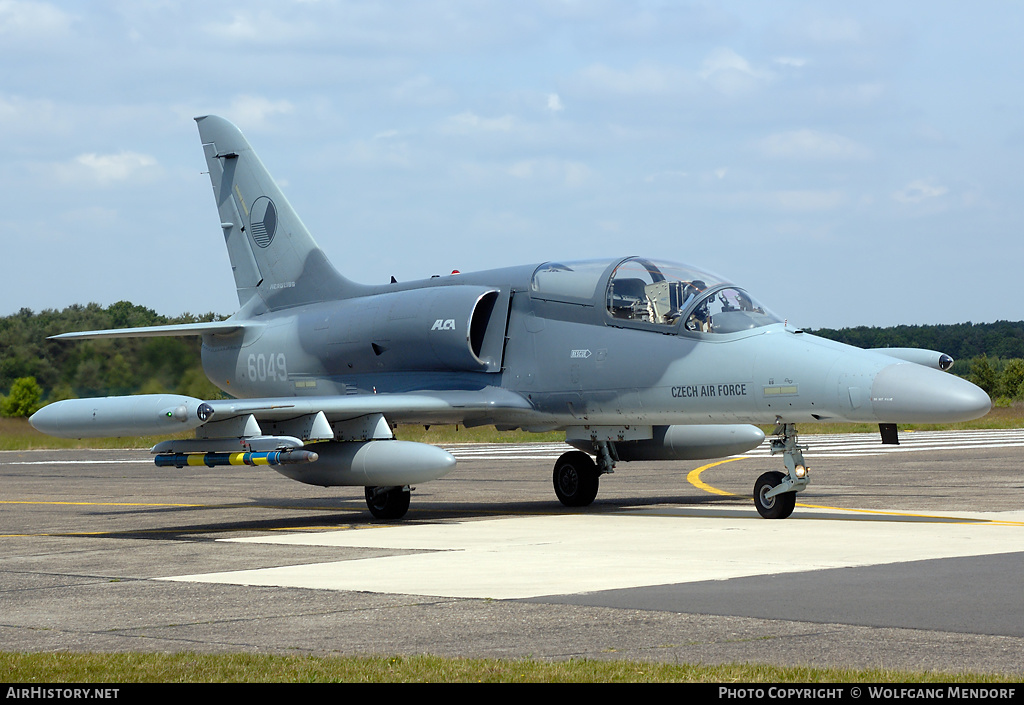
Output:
[1, 429, 1022, 674]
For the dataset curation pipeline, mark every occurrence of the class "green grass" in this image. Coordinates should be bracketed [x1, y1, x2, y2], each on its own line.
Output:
[3, 404, 1023, 451]
[0, 417, 191, 451]
[1, 652, 1019, 683]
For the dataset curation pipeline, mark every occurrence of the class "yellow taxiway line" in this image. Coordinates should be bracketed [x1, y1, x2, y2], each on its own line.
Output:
[686, 456, 1024, 526]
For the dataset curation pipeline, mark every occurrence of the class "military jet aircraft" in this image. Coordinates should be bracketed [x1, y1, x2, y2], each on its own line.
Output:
[30, 116, 992, 520]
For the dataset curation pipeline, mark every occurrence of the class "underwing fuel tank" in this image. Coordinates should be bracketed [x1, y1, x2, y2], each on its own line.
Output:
[28, 395, 213, 438]
[568, 425, 766, 461]
[270, 440, 457, 487]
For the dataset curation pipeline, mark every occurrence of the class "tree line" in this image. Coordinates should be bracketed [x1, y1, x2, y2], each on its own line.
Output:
[810, 321, 1024, 401]
[0, 302, 222, 416]
[3, 305, 1024, 416]
[808, 320, 1024, 361]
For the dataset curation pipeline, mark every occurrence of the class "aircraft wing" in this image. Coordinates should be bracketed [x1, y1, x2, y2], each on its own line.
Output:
[29, 387, 536, 440]
[204, 388, 534, 426]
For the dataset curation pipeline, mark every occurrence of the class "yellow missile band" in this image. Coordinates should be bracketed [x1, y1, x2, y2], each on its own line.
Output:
[154, 450, 318, 468]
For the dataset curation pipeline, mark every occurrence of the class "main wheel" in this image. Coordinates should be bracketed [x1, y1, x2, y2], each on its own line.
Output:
[552, 451, 600, 507]
[365, 486, 411, 520]
[753, 471, 796, 519]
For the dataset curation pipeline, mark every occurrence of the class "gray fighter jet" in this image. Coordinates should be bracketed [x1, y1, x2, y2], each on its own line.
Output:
[30, 116, 992, 520]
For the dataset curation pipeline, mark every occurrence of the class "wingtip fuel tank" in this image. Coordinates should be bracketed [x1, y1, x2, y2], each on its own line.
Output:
[29, 395, 213, 439]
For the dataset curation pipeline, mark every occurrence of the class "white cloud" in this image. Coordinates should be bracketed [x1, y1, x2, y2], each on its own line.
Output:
[445, 111, 517, 133]
[201, 10, 319, 45]
[390, 75, 454, 106]
[547, 93, 564, 112]
[698, 188, 847, 213]
[224, 96, 294, 130]
[799, 17, 865, 45]
[644, 169, 689, 183]
[506, 158, 591, 187]
[0, 0, 73, 39]
[0, 94, 65, 135]
[576, 62, 693, 97]
[893, 180, 949, 204]
[698, 48, 774, 95]
[813, 83, 886, 108]
[774, 57, 807, 68]
[771, 189, 846, 211]
[759, 129, 871, 161]
[344, 139, 413, 169]
[46, 151, 161, 187]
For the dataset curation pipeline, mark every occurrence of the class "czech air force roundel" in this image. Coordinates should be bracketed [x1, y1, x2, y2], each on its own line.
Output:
[249, 196, 277, 248]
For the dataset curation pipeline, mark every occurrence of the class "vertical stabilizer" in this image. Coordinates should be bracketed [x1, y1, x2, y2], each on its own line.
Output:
[196, 115, 359, 311]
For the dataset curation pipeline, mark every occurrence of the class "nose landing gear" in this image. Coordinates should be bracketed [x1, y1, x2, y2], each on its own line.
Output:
[753, 422, 808, 519]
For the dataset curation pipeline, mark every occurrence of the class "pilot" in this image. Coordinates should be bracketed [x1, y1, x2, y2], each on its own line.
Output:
[684, 285, 712, 332]
[683, 279, 707, 304]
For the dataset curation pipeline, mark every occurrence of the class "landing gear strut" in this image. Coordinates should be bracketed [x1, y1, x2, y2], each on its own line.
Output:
[365, 485, 411, 520]
[753, 422, 809, 519]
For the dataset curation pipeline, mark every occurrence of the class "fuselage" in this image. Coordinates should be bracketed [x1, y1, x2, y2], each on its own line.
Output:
[200, 256, 992, 431]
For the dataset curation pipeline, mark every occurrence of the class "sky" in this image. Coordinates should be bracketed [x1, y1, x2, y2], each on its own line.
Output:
[2, 0, 1022, 329]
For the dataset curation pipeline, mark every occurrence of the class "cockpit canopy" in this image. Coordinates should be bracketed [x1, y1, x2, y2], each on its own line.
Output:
[531, 257, 781, 335]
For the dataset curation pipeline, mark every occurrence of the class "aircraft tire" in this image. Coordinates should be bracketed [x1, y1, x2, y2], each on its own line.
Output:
[753, 471, 796, 519]
[365, 486, 411, 520]
[552, 451, 600, 507]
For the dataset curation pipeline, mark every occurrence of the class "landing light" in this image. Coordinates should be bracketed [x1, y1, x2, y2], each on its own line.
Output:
[795, 464, 808, 479]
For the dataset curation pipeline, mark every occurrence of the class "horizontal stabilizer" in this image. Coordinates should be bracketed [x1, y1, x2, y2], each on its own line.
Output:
[49, 320, 250, 341]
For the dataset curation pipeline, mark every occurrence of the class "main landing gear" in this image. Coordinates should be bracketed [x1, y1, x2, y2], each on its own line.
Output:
[552, 441, 616, 507]
[551, 425, 808, 518]
[365, 485, 411, 520]
[753, 422, 809, 519]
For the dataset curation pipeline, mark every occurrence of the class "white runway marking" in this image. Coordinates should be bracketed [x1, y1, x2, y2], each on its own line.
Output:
[745, 428, 1024, 458]
[443, 429, 1024, 461]
[160, 507, 1024, 600]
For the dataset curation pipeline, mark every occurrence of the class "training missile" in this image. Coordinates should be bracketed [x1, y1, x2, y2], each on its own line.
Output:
[270, 439, 457, 487]
[569, 424, 766, 461]
[154, 449, 319, 468]
[29, 394, 214, 438]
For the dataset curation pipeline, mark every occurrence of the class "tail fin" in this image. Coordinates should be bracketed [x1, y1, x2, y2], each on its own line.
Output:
[196, 115, 360, 311]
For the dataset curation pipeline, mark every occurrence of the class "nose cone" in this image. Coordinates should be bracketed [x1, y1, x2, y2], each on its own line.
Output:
[871, 363, 991, 423]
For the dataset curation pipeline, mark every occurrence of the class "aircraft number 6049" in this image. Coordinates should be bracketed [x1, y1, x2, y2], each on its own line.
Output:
[247, 353, 287, 382]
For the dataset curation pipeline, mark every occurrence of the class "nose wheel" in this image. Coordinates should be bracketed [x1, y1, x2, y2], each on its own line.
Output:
[753, 422, 809, 519]
[754, 471, 796, 519]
